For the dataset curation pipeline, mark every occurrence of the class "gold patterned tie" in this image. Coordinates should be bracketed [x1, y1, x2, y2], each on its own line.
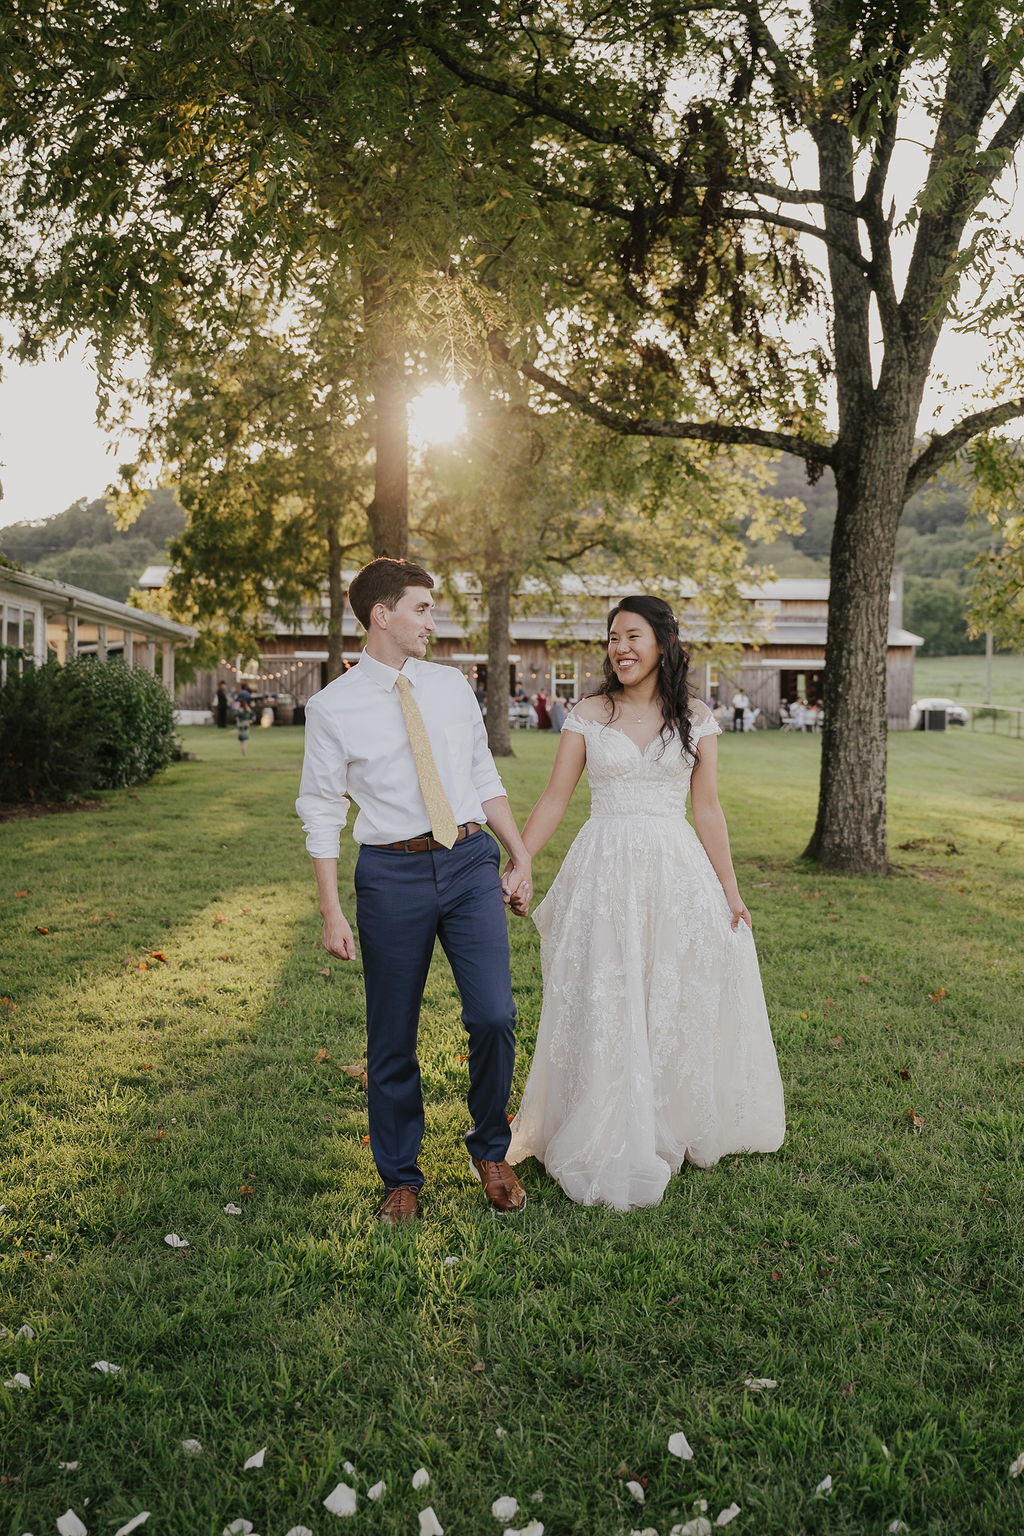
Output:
[395, 673, 459, 848]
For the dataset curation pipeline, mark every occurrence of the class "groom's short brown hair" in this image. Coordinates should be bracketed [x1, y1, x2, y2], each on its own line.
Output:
[347, 558, 435, 630]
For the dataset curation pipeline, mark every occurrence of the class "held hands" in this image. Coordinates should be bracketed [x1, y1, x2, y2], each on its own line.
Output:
[501, 857, 533, 917]
[322, 911, 357, 960]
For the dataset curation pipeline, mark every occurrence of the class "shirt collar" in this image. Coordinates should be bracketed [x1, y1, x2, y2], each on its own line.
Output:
[357, 650, 422, 692]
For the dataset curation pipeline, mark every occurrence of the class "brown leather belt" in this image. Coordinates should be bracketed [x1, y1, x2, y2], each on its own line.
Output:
[374, 822, 482, 853]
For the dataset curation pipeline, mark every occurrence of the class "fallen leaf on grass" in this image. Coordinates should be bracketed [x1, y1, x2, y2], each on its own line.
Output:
[744, 1377, 777, 1390]
[35, 925, 50, 934]
[493, 1496, 519, 1519]
[91, 1360, 121, 1374]
[858, 973, 873, 983]
[164, 1234, 189, 1249]
[314, 1048, 329, 1063]
[4, 1372, 30, 1388]
[418, 1510, 443, 1536]
[139, 1064, 153, 1071]
[338, 1063, 367, 1081]
[239, 1185, 255, 1197]
[769, 1269, 782, 1282]
[471, 1361, 485, 1373]
[668, 1430, 694, 1459]
[138, 961, 150, 971]
[458, 1052, 469, 1063]
[243, 1447, 266, 1469]
[213, 914, 227, 925]
[359, 1134, 370, 1146]
[896, 1067, 911, 1080]
[57, 1511, 87, 1536]
[412, 1468, 431, 1489]
[151, 951, 167, 963]
[14, 890, 28, 898]
[148, 1128, 166, 1143]
[715, 1506, 741, 1527]
[318, 967, 331, 977]
[323, 1482, 357, 1515]
[114, 1513, 151, 1536]
[907, 1109, 925, 1132]
[930, 987, 947, 1001]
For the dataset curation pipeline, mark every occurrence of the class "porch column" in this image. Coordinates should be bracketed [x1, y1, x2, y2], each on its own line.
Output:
[97, 623, 108, 661]
[161, 642, 175, 698]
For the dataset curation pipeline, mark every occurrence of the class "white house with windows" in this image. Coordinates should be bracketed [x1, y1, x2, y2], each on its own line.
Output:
[0, 565, 194, 690]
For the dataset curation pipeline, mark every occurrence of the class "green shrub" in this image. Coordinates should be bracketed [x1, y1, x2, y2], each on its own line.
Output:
[0, 653, 177, 802]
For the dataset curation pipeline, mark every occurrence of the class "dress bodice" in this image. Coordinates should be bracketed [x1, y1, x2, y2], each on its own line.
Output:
[563, 709, 721, 819]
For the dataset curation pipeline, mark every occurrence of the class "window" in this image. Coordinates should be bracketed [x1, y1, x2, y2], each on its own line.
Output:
[0, 599, 41, 681]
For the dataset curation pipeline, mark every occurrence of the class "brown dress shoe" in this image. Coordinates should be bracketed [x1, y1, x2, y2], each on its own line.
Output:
[378, 1186, 419, 1226]
[469, 1156, 526, 1212]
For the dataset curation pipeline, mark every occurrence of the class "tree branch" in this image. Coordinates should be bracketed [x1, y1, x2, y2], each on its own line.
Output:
[724, 206, 872, 272]
[488, 336, 836, 467]
[905, 397, 1024, 499]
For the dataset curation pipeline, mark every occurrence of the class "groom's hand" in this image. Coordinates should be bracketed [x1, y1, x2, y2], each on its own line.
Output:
[322, 911, 357, 960]
[502, 857, 533, 916]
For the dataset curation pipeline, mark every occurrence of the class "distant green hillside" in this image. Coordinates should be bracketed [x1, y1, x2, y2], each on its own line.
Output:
[750, 457, 998, 655]
[0, 488, 183, 603]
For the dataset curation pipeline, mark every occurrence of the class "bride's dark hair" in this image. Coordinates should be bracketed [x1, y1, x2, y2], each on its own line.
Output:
[598, 594, 695, 758]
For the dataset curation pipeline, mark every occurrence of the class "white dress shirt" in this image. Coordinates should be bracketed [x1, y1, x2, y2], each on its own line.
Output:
[296, 651, 507, 856]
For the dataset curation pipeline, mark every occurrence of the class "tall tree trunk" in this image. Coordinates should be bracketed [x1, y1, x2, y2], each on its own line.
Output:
[804, 426, 910, 873]
[326, 518, 346, 681]
[485, 569, 514, 758]
[362, 270, 408, 558]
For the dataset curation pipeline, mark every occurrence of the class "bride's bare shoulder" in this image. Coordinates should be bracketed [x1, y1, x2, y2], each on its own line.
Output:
[570, 693, 615, 724]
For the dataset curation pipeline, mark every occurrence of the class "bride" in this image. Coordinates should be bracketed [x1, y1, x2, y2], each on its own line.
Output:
[507, 594, 786, 1211]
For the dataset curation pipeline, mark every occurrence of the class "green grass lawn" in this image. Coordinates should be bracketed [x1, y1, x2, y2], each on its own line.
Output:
[913, 653, 1024, 708]
[1, 724, 1022, 1536]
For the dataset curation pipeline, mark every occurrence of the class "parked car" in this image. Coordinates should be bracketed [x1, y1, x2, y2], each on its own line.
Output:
[909, 697, 969, 730]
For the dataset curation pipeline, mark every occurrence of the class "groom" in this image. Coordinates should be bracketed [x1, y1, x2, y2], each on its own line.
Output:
[296, 558, 533, 1225]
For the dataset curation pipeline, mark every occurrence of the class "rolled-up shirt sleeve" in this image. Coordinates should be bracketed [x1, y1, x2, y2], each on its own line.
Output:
[463, 682, 506, 803]
[295, 696, 351, 858]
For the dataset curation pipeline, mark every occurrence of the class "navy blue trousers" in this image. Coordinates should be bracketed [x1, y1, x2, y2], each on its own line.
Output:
[354, 828, 516, 1191]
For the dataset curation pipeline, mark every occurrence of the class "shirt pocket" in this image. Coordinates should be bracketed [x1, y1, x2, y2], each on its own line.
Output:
[444, 722, 475, 786]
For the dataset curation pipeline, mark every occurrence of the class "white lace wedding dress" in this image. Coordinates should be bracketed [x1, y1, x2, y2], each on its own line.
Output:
[508, 706, 786, 1211]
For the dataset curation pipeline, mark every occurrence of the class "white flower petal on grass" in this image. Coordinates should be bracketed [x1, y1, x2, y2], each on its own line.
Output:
[222, 1522, 255, 1535]
[56, 1513, 88, 1536]
[495, 1426, 506, 1439]
[15, 1323, 34, 1340]
[505, 1524, 544, 1536]
[164, 1234, 189, 1249]
[492, 1497, 519, 1520]
[626, 1481, 645, 1503]
[181, 1439, 203, 1455]
[322, 1483, 357, 1517]
[743, 1377, 777, 1391]
[223, 1204, 243, 1216]
[530, 1491, 544, 1503]
[58, 1462, 80, 1472]
[442, 1256, 460, 1267]
[342, 1461, 356, 1475]
[669, 1518, 711, 1536]
[91, 1360, 121, 1375]
[113, 1513, 150, 1536]
[815, 1475, 833, 1496]
[668, 1430, 694, 1460]
[1010, 1451, 1024, 1478]
[284, 1528, 314, 1536]
[367, 1482, 386, 1502]
[243, 1447, 266, 1470]
[412, 1468, 430, 1490]
[715, 1505, 741, 1526]
[4, 1372, 31, 1389]
[418, 1509, 444, 1536]
[887, 1522, 908, 1533]
[630, 1529, 658, 1536]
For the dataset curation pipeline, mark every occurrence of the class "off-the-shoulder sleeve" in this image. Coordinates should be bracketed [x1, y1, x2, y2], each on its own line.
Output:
[560, 712, 589, 736]
[688, 705, 722, 742]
